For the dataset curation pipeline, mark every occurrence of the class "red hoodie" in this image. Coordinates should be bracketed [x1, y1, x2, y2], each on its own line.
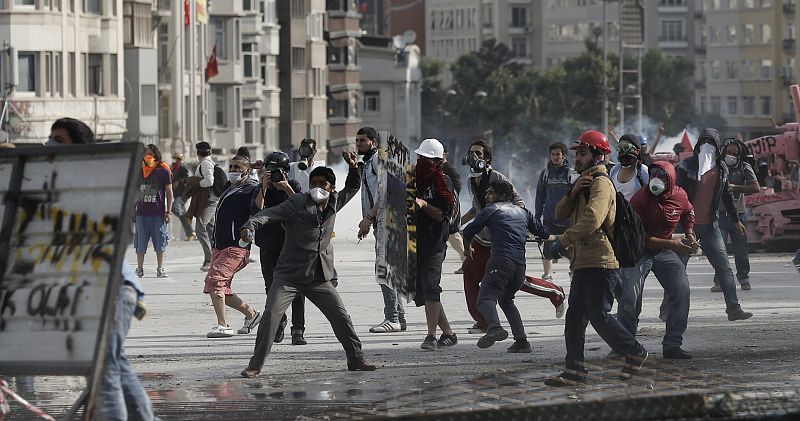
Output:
[630, 161, 695, 240]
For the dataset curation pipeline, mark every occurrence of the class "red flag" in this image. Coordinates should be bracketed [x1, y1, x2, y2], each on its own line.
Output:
[680, 130, 693, 152]
[184, 0, 190, 26]
[358, 0, 369, 13]
[206, 45, 218, 80]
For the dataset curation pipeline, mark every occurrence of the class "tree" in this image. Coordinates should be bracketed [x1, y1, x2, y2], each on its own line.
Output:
[641, 49, 696, 133]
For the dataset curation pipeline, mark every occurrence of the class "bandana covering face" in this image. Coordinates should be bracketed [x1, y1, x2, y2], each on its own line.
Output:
[415, 157, 455, 213]
[143, 155, 157, 178]
[698, 143, 717, 180]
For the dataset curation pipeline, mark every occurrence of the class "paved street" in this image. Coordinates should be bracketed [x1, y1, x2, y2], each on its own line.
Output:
[5, 205, 800, 419]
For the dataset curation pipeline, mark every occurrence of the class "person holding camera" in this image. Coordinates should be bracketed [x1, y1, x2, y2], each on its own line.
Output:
[288, 138, 325, 192]
[460, 140, 524, 335]
[249, 152, 308, 345]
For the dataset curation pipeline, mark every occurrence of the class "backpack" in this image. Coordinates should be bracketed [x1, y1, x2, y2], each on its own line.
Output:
[584, 173, 647, 268]
[445, 175, 460, 235]
[211, 165, 228, 197]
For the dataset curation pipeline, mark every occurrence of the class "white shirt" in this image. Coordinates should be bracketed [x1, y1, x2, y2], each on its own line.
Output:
[288, 160, 325, 192]
[611, 164, 649, 201]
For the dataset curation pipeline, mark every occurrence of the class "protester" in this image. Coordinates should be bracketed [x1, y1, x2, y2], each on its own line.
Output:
[618, 161, 698, 360]
[354, 127, 407, 334]
[202, 155, 263, 338]
[534, 142, 577, 281]
[133, 144, 173, 278]
[194, 141, 218, 271]
[47, 117, 157, 420]
[240, 164, 377, 377]
[713, 139, 759, 292]
[414, 138, 458, 350]
[460, 140, 523, 334]
[794, 249, 800, 275]
[171, 153, 195, 240]
[463, 180, 551, 353]
[545, 130, 648, 386]
[676, 128, 753, 321]
[288, 138, 325, 192]
[441, 144, 466, 274]
[610, 133, 649, 201]
[253, 151, 307, 345]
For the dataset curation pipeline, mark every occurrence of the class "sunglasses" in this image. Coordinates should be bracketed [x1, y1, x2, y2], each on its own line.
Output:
[650, 167, 668, 178]
[616, 142, 639, 154]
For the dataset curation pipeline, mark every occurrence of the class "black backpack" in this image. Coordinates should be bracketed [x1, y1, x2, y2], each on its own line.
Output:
[211, 165, 228, 196]
[584, 173, 647, 268]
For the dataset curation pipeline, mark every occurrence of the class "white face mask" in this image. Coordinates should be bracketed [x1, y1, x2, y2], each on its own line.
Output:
[309, 187, 330, 204]
[649, 178, 667, 196]
[228, 172, 242, 182]
[45, 138, 60, 147]
[724, 154, 739, 167]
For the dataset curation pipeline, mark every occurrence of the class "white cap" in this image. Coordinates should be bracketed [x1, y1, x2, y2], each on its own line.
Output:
[414, 138, 445, 159]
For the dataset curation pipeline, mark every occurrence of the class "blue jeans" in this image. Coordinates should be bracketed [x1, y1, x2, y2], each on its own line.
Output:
[717, 212, 750, 283]
[617, 251, 690, 348]
[95, 286, 156, 421]
[696, 223, 741, 312]
[380, 284, 406, 323]
[134, 216, 168, 254]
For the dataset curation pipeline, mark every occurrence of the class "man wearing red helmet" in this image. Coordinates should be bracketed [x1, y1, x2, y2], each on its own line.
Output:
[544, 130, 648, 386]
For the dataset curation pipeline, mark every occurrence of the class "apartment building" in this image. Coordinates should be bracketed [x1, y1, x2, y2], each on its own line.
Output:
[123, 0, 158, 146]
[326, 0, 362, 156]
[695, 0, 792, 137]
[0, 0, 125, 143]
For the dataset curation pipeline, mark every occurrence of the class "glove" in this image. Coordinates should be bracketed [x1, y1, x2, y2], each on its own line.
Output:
[543, 238, 564, 261]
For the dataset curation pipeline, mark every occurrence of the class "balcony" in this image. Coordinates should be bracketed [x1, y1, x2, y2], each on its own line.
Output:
[784, 38, 796, 53]
[784, 2, 796, 14]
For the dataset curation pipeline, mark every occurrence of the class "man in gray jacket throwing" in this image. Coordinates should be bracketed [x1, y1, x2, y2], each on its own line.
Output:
[238, 165, 377, 378]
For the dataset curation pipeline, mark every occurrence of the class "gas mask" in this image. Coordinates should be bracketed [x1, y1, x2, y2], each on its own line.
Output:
[462, 151, 487, 177]
[298, 145, 314, 170]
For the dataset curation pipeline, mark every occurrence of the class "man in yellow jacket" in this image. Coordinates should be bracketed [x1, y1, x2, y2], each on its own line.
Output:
[544, 130, 648, 386]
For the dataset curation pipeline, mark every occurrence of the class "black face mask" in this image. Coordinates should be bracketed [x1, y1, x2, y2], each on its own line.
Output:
[618, 153, 638, 168]
[299, 146, 314, 159]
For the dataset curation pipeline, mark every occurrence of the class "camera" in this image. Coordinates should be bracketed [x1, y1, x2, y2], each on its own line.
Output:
[462, 151, 486, 174]
[269, 167, 285, 183]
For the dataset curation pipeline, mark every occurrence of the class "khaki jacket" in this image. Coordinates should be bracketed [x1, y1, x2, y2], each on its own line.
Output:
[555, 164, 618, 270]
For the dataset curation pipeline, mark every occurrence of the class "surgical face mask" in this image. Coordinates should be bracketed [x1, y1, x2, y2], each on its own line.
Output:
[45, 138, 60, 147]
[228, 172, 242, 182]
[724, 154, 739, 167]
[649, 178, 667, 196]
[309, 187, 330, 203]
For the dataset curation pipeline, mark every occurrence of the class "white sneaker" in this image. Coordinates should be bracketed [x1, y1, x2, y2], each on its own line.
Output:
[555, 302, 566, 319]
[369, 319, 401, 333]
[206, 324, 234, 338]
[156, 267, 168, 278]
[541, 273, 553, 281]
[237, 311, 263, 334]
[135, 267, 144, 278]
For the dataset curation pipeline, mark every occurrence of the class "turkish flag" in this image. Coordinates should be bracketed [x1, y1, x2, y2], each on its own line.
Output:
[206, 45, 218, 80]
[680, 129, 693, 152]
[184, 0, 190, 26]
[358, 0, 369, 13]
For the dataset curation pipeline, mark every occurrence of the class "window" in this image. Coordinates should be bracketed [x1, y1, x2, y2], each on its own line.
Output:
[760, 96, 771, 115]
[761, 59, 772, 79]
[743, 96, 755, 115]
[699, 96, 707, 114]
[727, 25, 737, 44]
[293, 98, 307, 120]
[141, 85, 157, 116]
[213, 19, 226, 59]
[727, 96, 738, 115]
[214, 86, 226, 126]
[235, 87, 241, 128]
[761, 24, 772, 44]
[742, 59, 755, 79]
[87, 54, 103, 95]
[291, 0, 305, 17]
[69, 52, 75, 96]
[710, 96, 721, 113]
[84, 0, 101, 14]
[660, 20, 684, 41]
[17, 52, 36, 93]
[363, 90, 380, 112]
[511, 7, 527, 28]
[54, 52, 62, 96]
[726, 60, 738, 79]
[511, 37, 528, 58]
[261, 0, 276, 24]
[698, 60, 707, 81]
[243, 109, 256, 143]
[110, 54, 118, 95]
[45, 52, 52, 96]
[743, 24, 754, 43]
[710, 60, 721, 80]
[292, 47, 305, 70]
[243, 43, 256, 78]
[482, 3, 492, 28]
[307, 12, 323, 40]
[124, 2, 153, 47]
[327, 98, 348, 118]
[710, 26, 720, 44]
[15, 0, 35, 5]
[309, 68, 324, 96]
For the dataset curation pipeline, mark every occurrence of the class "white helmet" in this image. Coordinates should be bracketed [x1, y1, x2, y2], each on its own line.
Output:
[414, 138, 445, 159]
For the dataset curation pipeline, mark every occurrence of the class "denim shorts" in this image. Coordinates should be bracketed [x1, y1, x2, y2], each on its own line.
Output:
[134, 215, 168, 254]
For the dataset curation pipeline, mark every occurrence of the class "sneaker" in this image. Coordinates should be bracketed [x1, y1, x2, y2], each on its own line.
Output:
[200, 262, 211, 272]
[454, 266, 464, 274]
[237, 311, 263, 334]
[135, 267, 144, 278]
[541, 273, 553, 281]
[467, 323, 487, 334]
[507, 339, 532, 353]
[477, 329, 509, 349]
[620, 349, 649, 380]
[291, 331, 307, 345]
[727, 307, 753, 321]
[240, 367, 260, 378]
[400, 320, 408, 331]
[206, 324, 234, 338]
[605, 350, 623, 361]
[274, 315, 288, 343]
[156, 267, 168, 278]
[369, 319, 402, 333]
[663, 346, 692, 360]
[710, 284, 722, 293]
[347, 359, 377, 371]
[740, 280, 752, 291]
[187, 233, 197, 241]
[420, 334, 437, 351]
[555, 301, 566, 319]
[437, 333, 458, 348]
[544, 369, 587, 387]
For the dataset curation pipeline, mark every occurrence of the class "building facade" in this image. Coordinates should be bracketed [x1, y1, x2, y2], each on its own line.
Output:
[359, 35, 421, 145]
[123, 0, 157, 146]
[326, 0, 362, 157]
[0, 0, 125, 143]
